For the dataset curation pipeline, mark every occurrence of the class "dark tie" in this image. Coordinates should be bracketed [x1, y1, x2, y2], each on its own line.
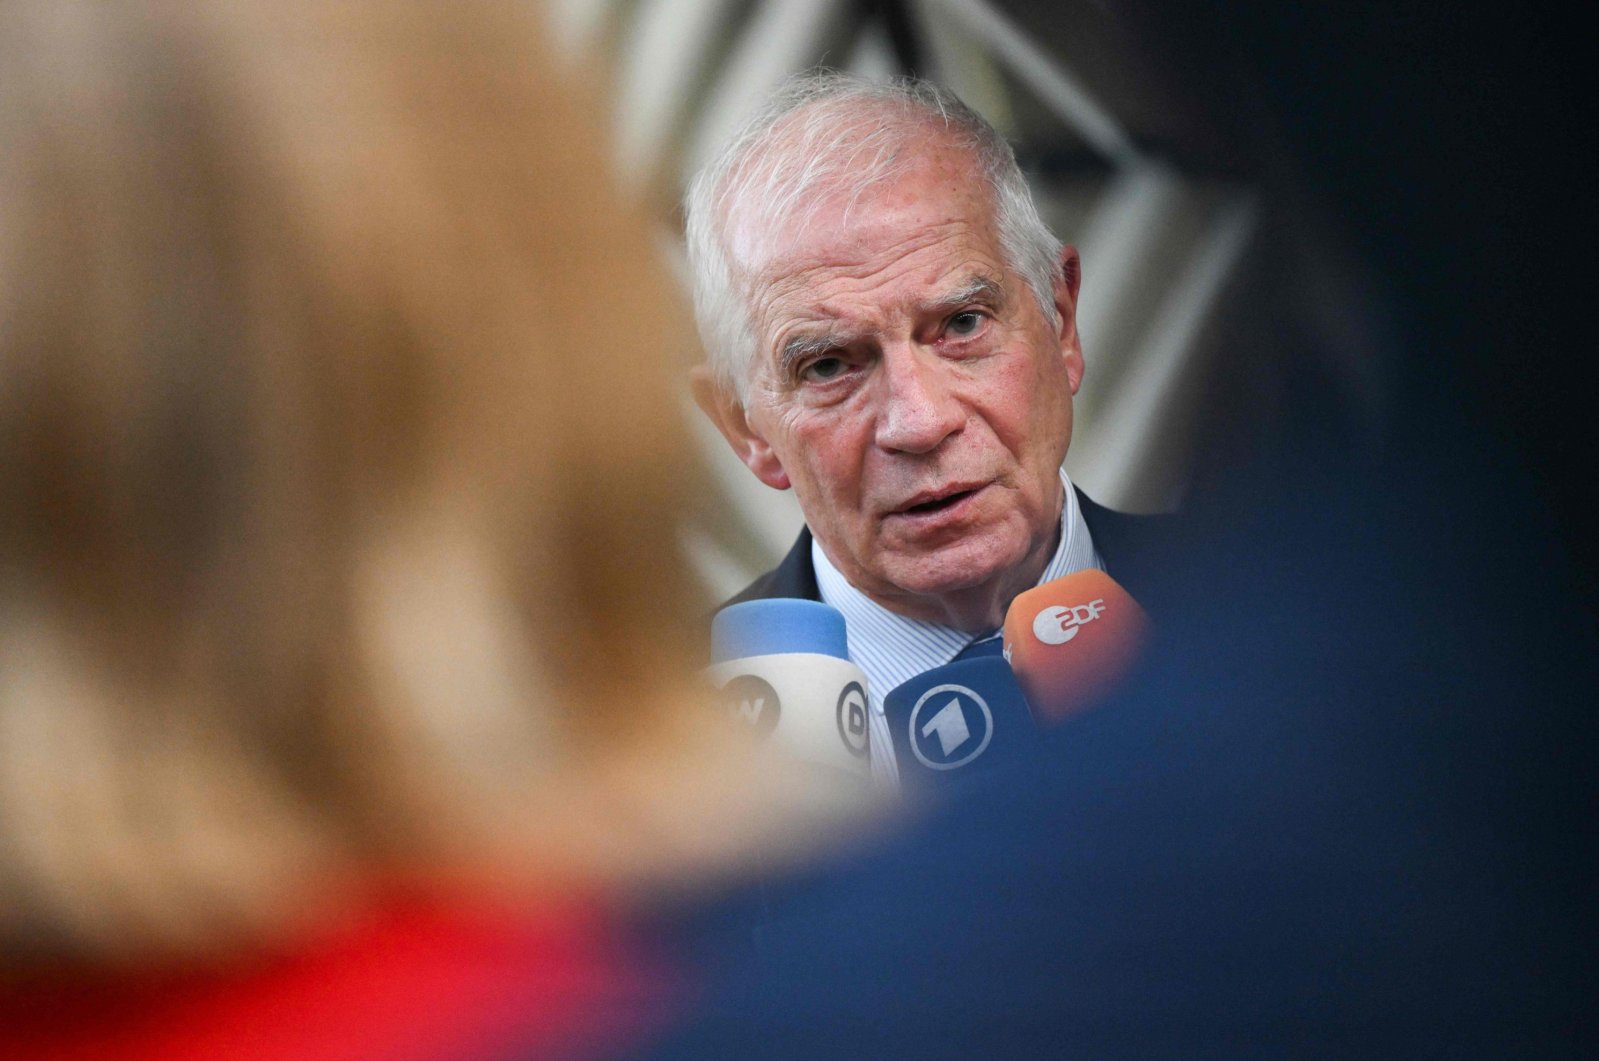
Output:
[953, 631, 1005, 661]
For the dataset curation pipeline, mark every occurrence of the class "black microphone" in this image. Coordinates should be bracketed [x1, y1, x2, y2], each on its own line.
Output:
[883, 656, 1037, 789]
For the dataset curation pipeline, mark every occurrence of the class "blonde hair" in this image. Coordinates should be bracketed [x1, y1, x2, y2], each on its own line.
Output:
[0, 0, 806, 968]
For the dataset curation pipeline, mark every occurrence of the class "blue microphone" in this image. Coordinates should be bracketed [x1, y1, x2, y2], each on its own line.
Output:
[883, 656, 1037, 788]
[708, 599, 872, 779]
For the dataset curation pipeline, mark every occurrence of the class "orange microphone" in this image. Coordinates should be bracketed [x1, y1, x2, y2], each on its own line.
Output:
[1001, 569, 1151, 724]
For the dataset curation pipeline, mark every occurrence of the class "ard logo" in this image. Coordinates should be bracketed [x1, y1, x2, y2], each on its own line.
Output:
[907, 684, 994, 771]
[720, 674, 780, 739]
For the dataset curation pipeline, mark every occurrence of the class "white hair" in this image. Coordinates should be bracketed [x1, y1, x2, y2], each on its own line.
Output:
[684, 71, 1064, 402]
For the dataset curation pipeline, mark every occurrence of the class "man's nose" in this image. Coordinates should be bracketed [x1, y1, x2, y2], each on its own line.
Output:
[873, 345, 964, 454]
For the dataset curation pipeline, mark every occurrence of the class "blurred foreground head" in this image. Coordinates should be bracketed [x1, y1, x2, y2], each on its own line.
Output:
[0, 0, 818, 968]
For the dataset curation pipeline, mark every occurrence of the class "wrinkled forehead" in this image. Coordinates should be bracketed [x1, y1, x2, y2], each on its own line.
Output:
[720, 114, 991, 281]
[731, 165, 997, 310]
[737, 171, 1012, 373]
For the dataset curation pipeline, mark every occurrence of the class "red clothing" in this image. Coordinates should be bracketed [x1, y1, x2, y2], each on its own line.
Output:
[1, 897, 675, 1060]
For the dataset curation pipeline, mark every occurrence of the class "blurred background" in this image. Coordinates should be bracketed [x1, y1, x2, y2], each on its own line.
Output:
[547, 0, 1597, 611]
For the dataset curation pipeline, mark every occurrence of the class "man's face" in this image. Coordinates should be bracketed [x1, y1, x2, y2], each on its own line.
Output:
[701, 143, 1084, 628]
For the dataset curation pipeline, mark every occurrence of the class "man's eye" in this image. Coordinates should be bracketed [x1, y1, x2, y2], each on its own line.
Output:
[947, 311, 985, 337]
[801, 356, 848, 382]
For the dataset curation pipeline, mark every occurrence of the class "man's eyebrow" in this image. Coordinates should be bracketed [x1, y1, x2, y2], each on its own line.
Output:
[921, 275, 1005, 313]
[770, 276, 1004, 375]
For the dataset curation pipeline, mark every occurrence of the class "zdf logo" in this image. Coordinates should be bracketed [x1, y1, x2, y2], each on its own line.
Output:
[1032, 599, 1106, 645]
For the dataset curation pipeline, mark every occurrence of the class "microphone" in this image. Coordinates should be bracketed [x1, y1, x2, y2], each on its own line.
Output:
[883, 656, 1037, 789]
[707, 599, 871, 778]
[1001, 568, 1150, 724]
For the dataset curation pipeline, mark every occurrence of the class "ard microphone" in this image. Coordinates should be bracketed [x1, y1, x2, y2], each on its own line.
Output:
[1001, 568, 1149, 724]
[707, 599, 871, 778]
[883, 656, 1036, 789]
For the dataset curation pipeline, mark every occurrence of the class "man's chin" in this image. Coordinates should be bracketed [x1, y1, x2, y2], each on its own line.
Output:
[875, 539, 1030, 605]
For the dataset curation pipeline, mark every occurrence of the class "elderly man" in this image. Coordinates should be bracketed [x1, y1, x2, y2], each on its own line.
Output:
[687, 73, 1154, 785]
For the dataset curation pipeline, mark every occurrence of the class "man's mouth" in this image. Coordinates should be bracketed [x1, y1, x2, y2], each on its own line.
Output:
[892, 483, 987, 518]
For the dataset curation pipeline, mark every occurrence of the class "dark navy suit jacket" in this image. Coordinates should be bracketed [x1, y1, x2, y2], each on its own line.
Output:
[645, 446, 1598, 1058]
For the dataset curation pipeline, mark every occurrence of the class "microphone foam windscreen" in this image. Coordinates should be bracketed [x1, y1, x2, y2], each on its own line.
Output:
[711, 598, 849, 663]
[1002, 569, 1149, 723]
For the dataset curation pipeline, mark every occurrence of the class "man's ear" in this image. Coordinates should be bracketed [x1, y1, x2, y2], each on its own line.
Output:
[689, 366, 792, 490]
[1054, 245, 1086, 395]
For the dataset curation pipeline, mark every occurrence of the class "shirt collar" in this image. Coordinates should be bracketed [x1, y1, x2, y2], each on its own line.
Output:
[813, 469, 1104, 708]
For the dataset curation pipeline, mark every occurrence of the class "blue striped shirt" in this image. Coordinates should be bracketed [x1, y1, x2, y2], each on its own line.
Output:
[814, 470, 1104, 790]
